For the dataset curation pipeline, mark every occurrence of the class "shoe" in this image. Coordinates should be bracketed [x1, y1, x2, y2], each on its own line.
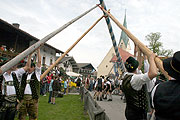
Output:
[97, 97, 99, 101]
[108, 99, 112, 101]
[52, 103, 56, 105]
[43, 94, 46, 96]
[100, 98, 102, 101]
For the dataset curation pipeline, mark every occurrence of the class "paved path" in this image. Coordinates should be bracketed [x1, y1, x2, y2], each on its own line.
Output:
[89, 91, 155, 120]
[89, 92, 126, 120]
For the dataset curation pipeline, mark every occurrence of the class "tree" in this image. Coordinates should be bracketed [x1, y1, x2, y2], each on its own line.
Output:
[145, 32, 173, 57]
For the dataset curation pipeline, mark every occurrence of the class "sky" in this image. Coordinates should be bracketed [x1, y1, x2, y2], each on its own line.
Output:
[0, 0, 180, 70]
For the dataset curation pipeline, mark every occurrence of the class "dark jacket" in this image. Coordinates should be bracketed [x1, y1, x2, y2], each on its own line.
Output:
[52, 80, 60, 91]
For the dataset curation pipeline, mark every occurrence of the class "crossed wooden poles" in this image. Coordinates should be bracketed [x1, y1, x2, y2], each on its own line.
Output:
[0, 2, 169, 79]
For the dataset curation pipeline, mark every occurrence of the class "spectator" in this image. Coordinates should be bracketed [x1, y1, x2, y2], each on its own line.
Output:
[51, 76, 60, 105]
[89, 77, 94, 91]
[85, 75, 90, 89]
[48, 76, 54, 103]
[64, 79, 67, 95]
[76, 77, 81, 91]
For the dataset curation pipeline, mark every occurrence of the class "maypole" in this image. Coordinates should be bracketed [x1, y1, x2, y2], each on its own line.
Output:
[98, 0, 126, 73]
[100, 7, 170, 79]
[0, 5, 98, 75]
[40, 15, 104, 79]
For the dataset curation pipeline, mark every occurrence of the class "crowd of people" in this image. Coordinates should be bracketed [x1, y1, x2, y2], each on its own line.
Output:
[80, 45, 180, 120]
[121, 46, 180, 120]
[0, 43, 180, 120]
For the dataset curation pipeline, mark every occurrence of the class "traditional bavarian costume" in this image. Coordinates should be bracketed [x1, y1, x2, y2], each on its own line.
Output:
[122, 57, 154, 120]
[152, 51, 180, 120]
[0, 68, 25, 120]
[19, 67, 41, 120]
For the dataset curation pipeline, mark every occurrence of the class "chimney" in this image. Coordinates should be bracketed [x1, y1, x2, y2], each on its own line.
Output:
[12, 23, 20, 29]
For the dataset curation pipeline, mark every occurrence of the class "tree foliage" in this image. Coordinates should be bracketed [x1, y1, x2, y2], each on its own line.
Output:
[145, 32, 173, 57]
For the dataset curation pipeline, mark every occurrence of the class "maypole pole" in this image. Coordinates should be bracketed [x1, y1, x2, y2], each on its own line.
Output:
[98, 0, 126, 74]
[0, 5, 98, 75]
[40, 15, 104, 79]
[100, 7, 170, 79]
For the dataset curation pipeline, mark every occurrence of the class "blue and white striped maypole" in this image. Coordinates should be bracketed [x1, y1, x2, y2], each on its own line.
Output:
[99, 0, 126, 73]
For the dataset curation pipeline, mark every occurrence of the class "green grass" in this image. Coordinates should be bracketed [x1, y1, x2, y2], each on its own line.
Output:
[16, 94, 90, 120]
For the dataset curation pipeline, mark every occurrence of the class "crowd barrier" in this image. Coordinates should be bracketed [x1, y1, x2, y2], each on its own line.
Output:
[80, 86, 110, 120]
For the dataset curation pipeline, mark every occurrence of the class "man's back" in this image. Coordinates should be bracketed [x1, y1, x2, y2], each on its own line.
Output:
[153, 80, 180, 120]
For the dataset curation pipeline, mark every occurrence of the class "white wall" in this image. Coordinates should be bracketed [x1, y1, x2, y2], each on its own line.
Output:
[30, 41, 56, 67]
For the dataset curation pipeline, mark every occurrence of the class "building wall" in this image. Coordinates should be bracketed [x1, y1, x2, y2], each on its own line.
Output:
[30, 40, 56, 67]
[97, 47, 115, 77]
[57, 61, 73, 72]
[119, 40, 131, 52]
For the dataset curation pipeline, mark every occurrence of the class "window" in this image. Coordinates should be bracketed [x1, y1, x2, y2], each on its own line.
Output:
[50, 58, 53, 65]
[42, 56, 46, 65]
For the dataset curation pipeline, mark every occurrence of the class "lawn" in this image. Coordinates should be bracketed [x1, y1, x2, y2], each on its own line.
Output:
[16, 94, 90, 120]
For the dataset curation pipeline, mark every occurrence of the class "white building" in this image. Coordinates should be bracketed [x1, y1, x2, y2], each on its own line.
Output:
[30, 40, 64, 67]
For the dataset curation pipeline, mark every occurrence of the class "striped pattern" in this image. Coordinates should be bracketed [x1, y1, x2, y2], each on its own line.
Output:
[99, 0, 125, 73]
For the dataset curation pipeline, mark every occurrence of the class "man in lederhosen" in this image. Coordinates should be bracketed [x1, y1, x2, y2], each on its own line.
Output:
[122, 52, 157, 120]
[18, 48, 41, 120]
[0, 55, 31, 120]
[151, 51, 180, 120]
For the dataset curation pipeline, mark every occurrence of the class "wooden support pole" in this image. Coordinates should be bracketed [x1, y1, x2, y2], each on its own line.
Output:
[40, 15, 104, 80]
[100, 7, 169, 79]
[0, 5, 98, 75]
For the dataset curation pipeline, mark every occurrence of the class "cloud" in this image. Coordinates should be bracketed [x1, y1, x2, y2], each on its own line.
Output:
[0, 0, 179, 70]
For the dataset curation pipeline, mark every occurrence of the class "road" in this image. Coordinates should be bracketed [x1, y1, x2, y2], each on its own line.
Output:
[90, 92, 126, 120]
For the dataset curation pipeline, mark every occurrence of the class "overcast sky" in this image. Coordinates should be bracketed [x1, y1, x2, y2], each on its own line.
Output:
[0, 0, 180, 69]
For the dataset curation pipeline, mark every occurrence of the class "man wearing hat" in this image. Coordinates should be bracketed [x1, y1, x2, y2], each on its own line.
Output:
[151, 51, 180, 120]
[122, 52, 157, 120]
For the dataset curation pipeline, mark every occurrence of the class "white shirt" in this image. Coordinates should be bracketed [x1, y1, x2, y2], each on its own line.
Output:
[151, 84, 159, 108]
[125, 59, 154, 92]
[3, 68, 25, 96]
[106, 81, 111, 85]
[24, 67, 41, 95]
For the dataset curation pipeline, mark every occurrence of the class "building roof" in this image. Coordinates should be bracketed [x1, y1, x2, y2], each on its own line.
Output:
[110, 47, 133, 62]
[118, 12, 129, 47]
[57, 56, 78, 68]
[77, 63, 95, 70]
[0, 18, 64, 54]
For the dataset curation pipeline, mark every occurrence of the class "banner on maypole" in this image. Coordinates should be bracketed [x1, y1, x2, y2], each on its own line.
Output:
[98, 0, 126, 74]
[0, 5, 98, 75]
